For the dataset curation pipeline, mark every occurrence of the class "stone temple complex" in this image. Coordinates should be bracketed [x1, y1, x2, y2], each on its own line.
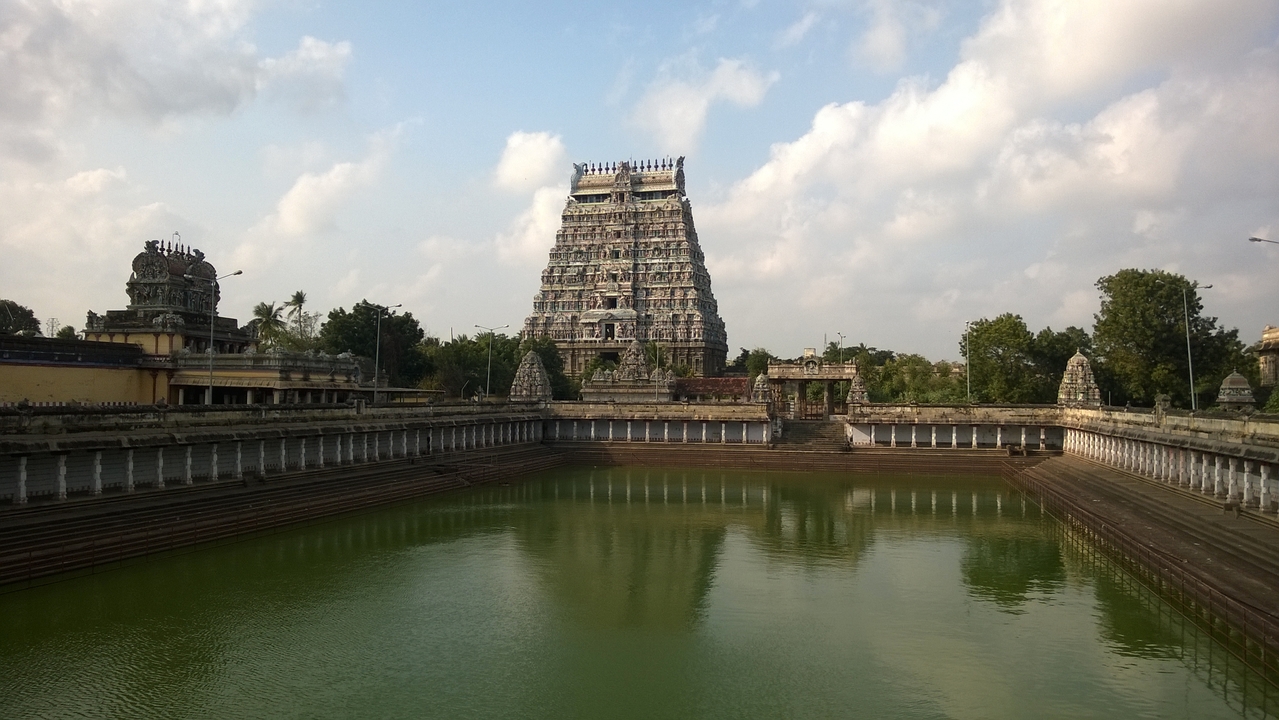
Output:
[522, 158, 728, 378]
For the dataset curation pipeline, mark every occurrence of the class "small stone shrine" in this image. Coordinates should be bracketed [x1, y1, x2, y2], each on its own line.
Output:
[1057, 351, 1102, 407]
[510, 351, 554, 402]
[580, 340, 675, 403]
[845, 369, 869, 405]
[1216, 371, 1255, 412]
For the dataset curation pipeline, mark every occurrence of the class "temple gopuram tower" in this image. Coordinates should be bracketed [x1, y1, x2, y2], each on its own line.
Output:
[522, 158, 728, 377]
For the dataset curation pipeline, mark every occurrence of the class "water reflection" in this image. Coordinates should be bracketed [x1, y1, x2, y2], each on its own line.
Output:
[1, 466, 1275, 719]
[961, 536, 1066, 610]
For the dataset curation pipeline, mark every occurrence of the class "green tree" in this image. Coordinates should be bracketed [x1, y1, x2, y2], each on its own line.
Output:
[251, 301, 288, 349]
[745, 348, 776, 380]
[725, 347, 750, 374]
[319, 301, 428, 387]
[1093, 269, 1248, 408]
[55, 325, 77, 340]
[425, 333, 520, 398]
[961, 314, 1040, 403]
[874, 354, 967, 403]
[0, 300, 40, 335]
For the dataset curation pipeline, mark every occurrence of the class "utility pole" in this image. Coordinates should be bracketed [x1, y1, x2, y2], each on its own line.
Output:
[373, 303, 403, 404]
[965, 321, 972, 404]
[474, 323, 509, 400]
[185, 269, 242, 405]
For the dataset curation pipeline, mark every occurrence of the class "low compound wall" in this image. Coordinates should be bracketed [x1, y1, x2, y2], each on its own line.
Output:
[0, 404, 545, 504]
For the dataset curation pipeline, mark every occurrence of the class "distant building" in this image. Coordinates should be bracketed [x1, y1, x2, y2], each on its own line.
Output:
[2, 239, 367, 406]
[1258, 325, 1278, 388]
[522, 158, 728, 378]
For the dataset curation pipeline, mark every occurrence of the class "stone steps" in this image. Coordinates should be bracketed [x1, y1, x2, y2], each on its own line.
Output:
[776, 420, 848, 451]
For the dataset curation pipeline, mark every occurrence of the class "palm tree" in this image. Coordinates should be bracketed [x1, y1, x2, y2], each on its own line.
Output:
[252, 301, 287, 348]
[285, 290, 307, 335]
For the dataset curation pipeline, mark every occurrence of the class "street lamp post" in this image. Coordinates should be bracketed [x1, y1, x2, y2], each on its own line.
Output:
[373, 303, 402, 404]
[184, 269, 242, 405]
[1156, 279, 1212, 411]
[965, 321, 972, 404]
[836, 332, 845, 364]
[474, 323, 509, 400]
[1249, 237, 1278, 245]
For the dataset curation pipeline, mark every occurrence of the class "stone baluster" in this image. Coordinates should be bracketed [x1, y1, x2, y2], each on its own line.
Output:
[186, 445, 194, 485]
[156, 447, 165, 489]
[126, 449, 135, 492]
[210, 444, 218, 481]
[92, 451, 102, 496]
[16, 456, 28, 505]
[1261, 464, 1273, 512]
[236, 441, 244, 479]
[56, 454, 67, 500]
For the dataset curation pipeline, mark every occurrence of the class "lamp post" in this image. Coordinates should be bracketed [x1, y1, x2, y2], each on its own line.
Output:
[373, 303, 402, 404]
[965, 321, 972, 404]
[1156, 279, 1212, 411]
[184, 269, 242, 405]
[474, 323, 509, 400]
[836, 332, 845, 364]
[1249, 237, 1278, 245]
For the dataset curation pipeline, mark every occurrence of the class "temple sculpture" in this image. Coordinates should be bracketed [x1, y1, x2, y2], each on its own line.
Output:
[1057, 351, 1102, 407]
[580, 340, 675, 403]
[510, 351, 554, 402]
[522, 158, 728, 378]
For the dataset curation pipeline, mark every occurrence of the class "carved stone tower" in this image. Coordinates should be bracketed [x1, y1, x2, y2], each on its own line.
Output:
[522, 158, 728, 377]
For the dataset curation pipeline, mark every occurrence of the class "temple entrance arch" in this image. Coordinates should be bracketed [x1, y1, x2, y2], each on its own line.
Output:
[764, 349, 862, 419]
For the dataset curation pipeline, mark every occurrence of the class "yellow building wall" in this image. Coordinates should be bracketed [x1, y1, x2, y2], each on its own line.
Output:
[85, 331, 184, 355]
[0, 365, 166, 404]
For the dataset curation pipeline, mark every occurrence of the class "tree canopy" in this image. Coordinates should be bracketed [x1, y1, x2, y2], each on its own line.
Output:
[1092, 269, 1251, 408]
[0, 299, 40, 335]
[960, 314, 1091, 404]
[319, 301, 428, 388]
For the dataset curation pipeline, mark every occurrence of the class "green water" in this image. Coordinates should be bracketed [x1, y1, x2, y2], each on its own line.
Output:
[1, 467, 1275, 719]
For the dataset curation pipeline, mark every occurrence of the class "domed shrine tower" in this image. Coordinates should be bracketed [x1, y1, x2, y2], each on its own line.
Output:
[1057, 351, 1102, 407]
[1216, 371, 1255, 412]
[84, 239, 255, 356]
[522, 158, 728, 377]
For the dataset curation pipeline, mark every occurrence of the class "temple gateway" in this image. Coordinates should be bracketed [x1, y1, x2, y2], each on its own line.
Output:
[522, 158, 728, 377]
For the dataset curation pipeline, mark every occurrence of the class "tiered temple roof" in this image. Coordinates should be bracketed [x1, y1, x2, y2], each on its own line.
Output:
[522, 158, 728, 377]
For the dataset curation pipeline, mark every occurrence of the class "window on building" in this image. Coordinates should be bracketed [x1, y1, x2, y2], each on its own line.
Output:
[606, 297, 618, 309]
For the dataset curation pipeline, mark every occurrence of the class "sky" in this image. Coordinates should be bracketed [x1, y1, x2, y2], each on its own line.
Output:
[2, 0, 1278, 361]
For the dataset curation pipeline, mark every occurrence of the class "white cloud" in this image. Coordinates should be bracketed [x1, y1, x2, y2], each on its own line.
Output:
[0, 1, 352, 164]
[258, 36, 352, 112]
[777, 12, 819, 49]
[0, 167, 191, 328]
[496, 186, 567, 266]
[493, 131, 567, 193]
[234, 127, 398, 265]
[633, 57, 779, 154]
[852, 0, 944, 73]
[854, 3, 907, 72]
[702, 0, 1279, 357]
